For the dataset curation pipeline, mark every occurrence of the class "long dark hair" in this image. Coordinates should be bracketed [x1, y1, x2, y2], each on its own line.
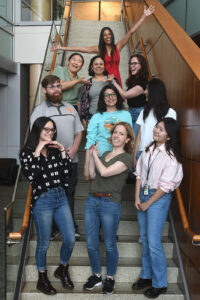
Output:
[126, 54, 148, 89]
[97, 84, 123, 113]
[143, 79, 170, 121]
[20, 117, 57, 153]
[146, 117, 182, 163]
[98, 27, 115, 65]
[88, 55, 108, 77]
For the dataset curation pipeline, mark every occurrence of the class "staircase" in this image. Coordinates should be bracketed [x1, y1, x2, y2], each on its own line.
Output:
[6, 137, 184, 299]
[63, 20, 131, 88]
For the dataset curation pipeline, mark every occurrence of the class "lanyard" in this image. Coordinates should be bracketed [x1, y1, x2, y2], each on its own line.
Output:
[146, 150, 160, 181]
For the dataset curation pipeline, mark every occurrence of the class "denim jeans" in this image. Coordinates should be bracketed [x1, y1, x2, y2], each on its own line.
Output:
[137, 189, 171, 288]
[129, 107, 144, 138]
[33, 187, 75, 271]
[84, 195, 122, 276]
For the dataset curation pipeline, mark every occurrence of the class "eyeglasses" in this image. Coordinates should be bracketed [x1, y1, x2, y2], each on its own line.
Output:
[104, 93, 117, 99]
[46, 84, 62, 89]
[43, 127, 56, 134]
[129, 62, 141, 66]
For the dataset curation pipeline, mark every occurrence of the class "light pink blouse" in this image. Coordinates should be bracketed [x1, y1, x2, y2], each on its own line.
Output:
[135, 144, 183, 193]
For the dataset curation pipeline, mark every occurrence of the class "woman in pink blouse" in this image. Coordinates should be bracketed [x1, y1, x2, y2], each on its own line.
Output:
[132, 117, 183, 299]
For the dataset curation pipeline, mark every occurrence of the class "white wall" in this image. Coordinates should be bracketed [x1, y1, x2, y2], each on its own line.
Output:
[0, 64, 20, 160]
[14, 25, 51, 63]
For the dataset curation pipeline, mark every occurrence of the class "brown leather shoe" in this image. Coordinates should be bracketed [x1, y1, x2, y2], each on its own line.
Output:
[37, 270, 57, 295]
[54, 264, 74, 289]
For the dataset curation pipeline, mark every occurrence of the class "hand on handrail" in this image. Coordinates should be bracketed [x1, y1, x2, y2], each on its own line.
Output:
[50, 43, 62, 52]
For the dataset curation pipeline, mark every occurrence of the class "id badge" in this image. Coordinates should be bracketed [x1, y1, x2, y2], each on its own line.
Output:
[143, 184, 149, 196]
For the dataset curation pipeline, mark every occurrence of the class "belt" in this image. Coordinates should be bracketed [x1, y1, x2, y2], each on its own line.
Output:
[92, 193, 110, 198]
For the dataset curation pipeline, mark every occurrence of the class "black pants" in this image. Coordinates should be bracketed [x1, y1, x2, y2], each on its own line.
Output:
[52, 163, 78, 231]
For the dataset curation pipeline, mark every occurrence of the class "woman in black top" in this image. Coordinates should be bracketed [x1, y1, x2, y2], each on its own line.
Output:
[110, 54, 148, 137]
[20, 117, 75, 295]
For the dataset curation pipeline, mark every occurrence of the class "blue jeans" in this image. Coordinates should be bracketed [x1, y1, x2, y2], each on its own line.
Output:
[33, 187, 75, 271]
[137, 189, 171, 288]
[129, 107, 144, 138]
[84, 195, 122, 276]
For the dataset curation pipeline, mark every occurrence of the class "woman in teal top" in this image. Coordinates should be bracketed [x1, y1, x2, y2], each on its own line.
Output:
[83, 122, 134, 294]
[84, 84, 132, 180]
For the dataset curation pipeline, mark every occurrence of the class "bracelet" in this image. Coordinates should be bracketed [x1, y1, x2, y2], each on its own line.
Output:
[60, 149, 65, 152]
[112, 79, 116, 84]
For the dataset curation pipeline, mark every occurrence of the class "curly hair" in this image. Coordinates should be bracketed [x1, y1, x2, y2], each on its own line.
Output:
[97, 84, 123, 113]
[126, 54, 148, 89]
[88, 55, 108, 77]
[108, 121, 134, 153]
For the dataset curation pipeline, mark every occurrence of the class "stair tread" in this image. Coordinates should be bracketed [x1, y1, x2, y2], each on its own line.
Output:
[7, 256, 178, 268]
[7, 281, 183, 296]
[29, 233, 173, 243]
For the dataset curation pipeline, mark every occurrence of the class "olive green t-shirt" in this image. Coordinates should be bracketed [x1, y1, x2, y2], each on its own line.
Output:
[90, 151, 132, 203]
[53, 66, 82, 106]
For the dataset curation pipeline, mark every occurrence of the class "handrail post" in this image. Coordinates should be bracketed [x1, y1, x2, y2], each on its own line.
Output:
[140, 36, 152, 80]
[123, 0, 135, 53]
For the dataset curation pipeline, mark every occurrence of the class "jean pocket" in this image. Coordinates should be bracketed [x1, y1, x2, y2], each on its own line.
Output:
[39, 191, 48, 199]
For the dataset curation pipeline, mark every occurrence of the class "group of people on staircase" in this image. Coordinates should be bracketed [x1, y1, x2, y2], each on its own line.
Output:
[20, 4, 183, 299]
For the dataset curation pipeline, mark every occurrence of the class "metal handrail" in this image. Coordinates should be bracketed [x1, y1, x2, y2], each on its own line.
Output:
[6, 0, 73, 242]
[176, 188, 200, 245]
[50, 0, 72, 74]
[140, 36, 152, 80]
[122, 0, 135, 53]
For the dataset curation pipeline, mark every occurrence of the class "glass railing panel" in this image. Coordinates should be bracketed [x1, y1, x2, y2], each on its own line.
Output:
[34, 22, 63, 106]
[21, 0, 65, 22]
[0, 28, 13, 60]
[4, 169, 30, 300]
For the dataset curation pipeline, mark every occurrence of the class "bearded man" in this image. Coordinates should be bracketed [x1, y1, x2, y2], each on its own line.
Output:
[30, 74, 83, 239]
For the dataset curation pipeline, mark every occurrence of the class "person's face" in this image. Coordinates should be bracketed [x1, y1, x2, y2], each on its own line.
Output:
[40, 121, 56, 143]
[43, 81, 62, 104]
[68, 54, 83, 74]
[129, 57, 141, 76]
[103, 29, 112, 45]
[153, 121, 169, 146]
[92, 58, 105, 76]
[104, 88, 117, 108]
[111, 125, 130, 149]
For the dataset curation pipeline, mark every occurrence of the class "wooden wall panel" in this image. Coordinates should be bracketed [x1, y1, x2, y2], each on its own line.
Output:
[193, 79, 200, 126]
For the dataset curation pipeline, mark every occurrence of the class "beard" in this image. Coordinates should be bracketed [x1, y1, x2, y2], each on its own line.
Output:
[46, 91, 62, 104]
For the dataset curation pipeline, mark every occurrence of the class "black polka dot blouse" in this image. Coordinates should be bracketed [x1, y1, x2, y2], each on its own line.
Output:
[20, 147, 72, 205]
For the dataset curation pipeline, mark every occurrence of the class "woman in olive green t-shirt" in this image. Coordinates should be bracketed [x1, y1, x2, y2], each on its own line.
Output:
[83, 121, 134, 294]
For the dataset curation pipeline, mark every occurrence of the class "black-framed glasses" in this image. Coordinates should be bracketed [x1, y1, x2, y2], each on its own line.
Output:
[43, 127, 56, 134]
[46, 84, 62, 89]
[104, 93, 117, 99]
[129, 62, 141, 66]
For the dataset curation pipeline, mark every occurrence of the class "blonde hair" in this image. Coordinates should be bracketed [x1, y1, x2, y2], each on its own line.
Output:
[108, 122, 134, 153]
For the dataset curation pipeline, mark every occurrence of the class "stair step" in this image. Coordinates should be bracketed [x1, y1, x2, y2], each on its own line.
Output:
[7, 257, 179, 283]
[7, 234, 173, 258]
[7, 282, 184, 300]
[31, 219, 169, 236]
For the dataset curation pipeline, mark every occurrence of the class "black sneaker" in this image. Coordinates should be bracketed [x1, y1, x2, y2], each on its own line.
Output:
[102, 278, 115, 294]
[83, 274, 102, 290]
[50, 229, 59, 241]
